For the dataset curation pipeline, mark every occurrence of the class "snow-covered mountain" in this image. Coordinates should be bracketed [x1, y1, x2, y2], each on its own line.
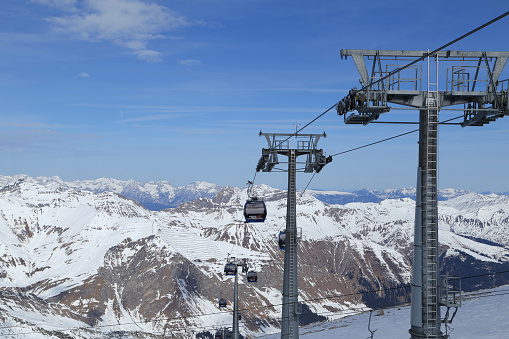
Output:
[0, 175, 221, 210]
[306, 187, 473, 205]
[0, 176, 508, 338]
[0, 174, 485, 211]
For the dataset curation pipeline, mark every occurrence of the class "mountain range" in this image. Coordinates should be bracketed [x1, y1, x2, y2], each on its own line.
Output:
[0, 174, 493, 209]
[0, 175, 507, 338]
[0, 175, 222, 211]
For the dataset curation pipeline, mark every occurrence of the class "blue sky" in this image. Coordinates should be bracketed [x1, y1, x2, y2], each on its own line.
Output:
[1, 0, 508, 192]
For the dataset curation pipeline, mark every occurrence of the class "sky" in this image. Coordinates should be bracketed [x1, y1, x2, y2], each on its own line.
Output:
[0, 0, 508, 192]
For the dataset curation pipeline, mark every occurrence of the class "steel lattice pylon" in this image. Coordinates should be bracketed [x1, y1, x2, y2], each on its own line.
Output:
[257, 132, 329, 339]
[337, 49, 509, 339]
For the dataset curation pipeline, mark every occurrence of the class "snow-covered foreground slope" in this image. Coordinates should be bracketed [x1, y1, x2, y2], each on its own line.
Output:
[255, 285, 509, 339]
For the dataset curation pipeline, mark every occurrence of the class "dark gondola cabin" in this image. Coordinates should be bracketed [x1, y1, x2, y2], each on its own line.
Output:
[215, 332, 222, 339]
[224, 262, 237, 276]
[218, 298, 227, 308]
[238, 312, 242, 321]
[243, 200, 267, 222]
[278, 231, 286, 250]
[247, 271, 258, 283]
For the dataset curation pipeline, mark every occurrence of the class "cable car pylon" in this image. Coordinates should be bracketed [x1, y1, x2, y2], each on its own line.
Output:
[223, 256, 258, 339]
[255, 131, 331, 339]
[337, 49, 509, 339]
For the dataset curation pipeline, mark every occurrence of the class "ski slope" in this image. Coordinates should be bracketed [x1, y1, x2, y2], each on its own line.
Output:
[255, 285, 509, 338]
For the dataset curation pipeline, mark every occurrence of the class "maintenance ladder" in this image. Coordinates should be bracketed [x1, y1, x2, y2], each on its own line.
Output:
[286, 149, 298, 338]
[423, 53, 440, 338]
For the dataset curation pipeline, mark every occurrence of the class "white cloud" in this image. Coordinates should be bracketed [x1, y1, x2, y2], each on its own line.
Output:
[43, 0, 191, 62]
[77, 72, 90, 77]
[132, 49, 162, 63]
[178, 59, 202, 66]
[115, 113, 200, 123]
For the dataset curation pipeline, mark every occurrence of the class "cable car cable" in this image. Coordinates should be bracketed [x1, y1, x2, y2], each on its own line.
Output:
[1, 270, 507, 335]
[292, 115, 461, 196]
[350, 10, 509, 97]
[300, 172, 317, 197]
[271, 103, 338, 152]
[329, 115, 462, 157]
[266, 10, 509, 150]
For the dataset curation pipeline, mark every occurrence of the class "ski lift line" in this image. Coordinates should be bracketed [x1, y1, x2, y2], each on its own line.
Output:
[0, 275, 498, 335]
[228, 235, 236, 258]
[329, 115, 463, 157]
[331, 129, 418, 157]
[462, 290, 509, 301]
[309, 289, 509, 322]
[112, 268, 509, 326]
[458, 269, 509, 281]
[148, 269, 509, 326]
[1, 270, 508, 334]
[300, 171, 317, 198]
[2, 289, 504, 339]
[268, 103, 338, 152]
[262, 10, 509, 145]
[247, 172, 258, 191]
[378, 106, 504, 112]
[270, 288, 509, 327]
[0, 298, 486, 337]
[348, 11, 509, 96]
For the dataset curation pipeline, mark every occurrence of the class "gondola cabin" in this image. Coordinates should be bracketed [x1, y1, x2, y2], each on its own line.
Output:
[278, 231, 286, 250]
[247, 271, 258, 283]
[224, 262, 237, 276]
[238, 312, 242, 321]
[218, 298, 227, 308]
[215, 332, 222, 339]
[244, 200, 267, 222]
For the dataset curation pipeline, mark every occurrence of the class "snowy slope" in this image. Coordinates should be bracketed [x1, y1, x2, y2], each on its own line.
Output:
[0, 176, 508, 338]
[0, 181, 153, 297]
[255, 285, 509, 339]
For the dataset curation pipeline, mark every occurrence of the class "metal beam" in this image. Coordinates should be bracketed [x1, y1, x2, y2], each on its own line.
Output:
[341, 49, 509, 59]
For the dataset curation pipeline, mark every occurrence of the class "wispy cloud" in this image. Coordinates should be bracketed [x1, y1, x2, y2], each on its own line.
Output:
[130, 124, 227, 135]
[178, 59, 202, 66]
[0, 128, 102, 157]
[115, 113, 201, 123]
[9, 122, 71, 129]
[77, 72, 90, 77]
[37, 0, 191, 62]
[78, 104, 330, 114]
